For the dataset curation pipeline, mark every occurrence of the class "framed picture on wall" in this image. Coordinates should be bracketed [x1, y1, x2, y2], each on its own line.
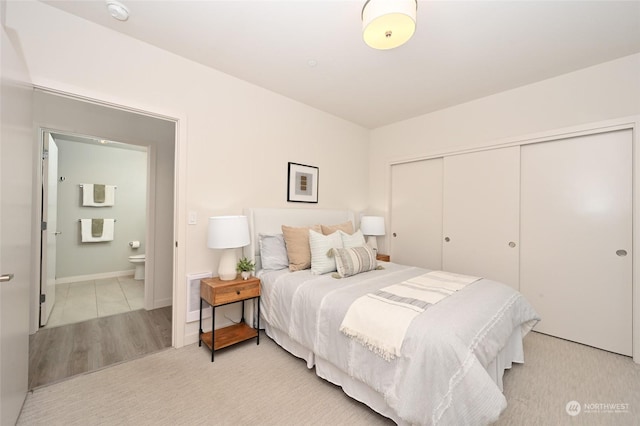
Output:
[287, 162, 319, 203]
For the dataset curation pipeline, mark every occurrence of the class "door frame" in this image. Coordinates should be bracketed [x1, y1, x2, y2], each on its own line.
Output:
[386, 115, 640, 363]
[29, 86, 188, 349]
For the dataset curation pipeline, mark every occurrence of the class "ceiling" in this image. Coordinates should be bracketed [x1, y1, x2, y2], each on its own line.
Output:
[51, 132, 147, 152]
[42, 1, 640, 129]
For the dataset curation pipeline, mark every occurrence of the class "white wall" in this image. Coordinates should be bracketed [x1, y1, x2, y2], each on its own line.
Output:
[6, 1, 370, 346]
[54, 137, 147, 279]
[369, 54, 640, 224]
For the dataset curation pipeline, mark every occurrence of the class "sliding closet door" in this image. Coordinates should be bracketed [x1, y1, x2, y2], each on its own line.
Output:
[442, 147, 520, 289]
[390, 158, 443, 270]
[520, 130, 632, 356]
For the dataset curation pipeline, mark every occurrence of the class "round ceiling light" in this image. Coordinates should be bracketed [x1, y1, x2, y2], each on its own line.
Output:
[362, 0, 417, 50]
[106, 0, 129, 21]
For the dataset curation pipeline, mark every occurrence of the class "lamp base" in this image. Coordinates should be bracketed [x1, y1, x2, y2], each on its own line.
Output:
[366, 235, 378, 253]
[218, 249, 238, 281]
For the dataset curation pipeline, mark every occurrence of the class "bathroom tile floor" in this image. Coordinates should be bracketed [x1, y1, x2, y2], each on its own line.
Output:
[43, 276, 144, 328]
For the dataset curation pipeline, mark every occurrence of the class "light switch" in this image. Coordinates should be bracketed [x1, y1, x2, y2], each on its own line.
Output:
[188, 211, 197, 225]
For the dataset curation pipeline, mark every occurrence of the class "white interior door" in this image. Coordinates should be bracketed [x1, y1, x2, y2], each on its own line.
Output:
[1, 26, 33, 424]
[443, 147, 520, 288]
[390, 158, 443, 270]
[520, 130, 632, 356]
[40, 133, 57, 325]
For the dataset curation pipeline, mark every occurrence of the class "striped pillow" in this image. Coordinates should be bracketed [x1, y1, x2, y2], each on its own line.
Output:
[331, 245, 378, 278]
[309, 229, 343, 275]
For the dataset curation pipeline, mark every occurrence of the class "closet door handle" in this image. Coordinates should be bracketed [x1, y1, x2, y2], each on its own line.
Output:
[508, 241, 516, 248]
[0, 273, 14, 283]
[392, 233, 397, 237]
[616, 249, 627, 257]
[444, 237, 450, 242]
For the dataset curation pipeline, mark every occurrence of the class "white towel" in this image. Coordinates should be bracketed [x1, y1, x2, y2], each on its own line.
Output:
[82, 184, 116, 207]
[80, 219, 115, 242]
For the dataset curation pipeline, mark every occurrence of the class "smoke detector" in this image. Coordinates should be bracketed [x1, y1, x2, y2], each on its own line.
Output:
[106, 0, 129, 21]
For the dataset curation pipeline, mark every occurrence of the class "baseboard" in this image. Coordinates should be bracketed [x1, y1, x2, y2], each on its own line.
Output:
[154, 297, 172, 309]
[55, 269, 135, 284]
[184, 331, 200, 346]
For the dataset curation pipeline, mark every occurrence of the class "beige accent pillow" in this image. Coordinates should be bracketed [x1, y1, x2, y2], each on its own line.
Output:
[282, 224, 321, 271]
[321, 221, 354, 235]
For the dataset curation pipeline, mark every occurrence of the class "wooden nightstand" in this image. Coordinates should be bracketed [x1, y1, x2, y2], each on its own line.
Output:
[199, 275, 261, 362]
[376, 253, 390, 262]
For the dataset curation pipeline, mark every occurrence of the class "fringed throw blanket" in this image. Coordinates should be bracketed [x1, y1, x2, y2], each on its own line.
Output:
[340, 270, 481, 361]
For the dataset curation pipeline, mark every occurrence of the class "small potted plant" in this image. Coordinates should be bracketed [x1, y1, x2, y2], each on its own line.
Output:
[236, 256, 255, 280]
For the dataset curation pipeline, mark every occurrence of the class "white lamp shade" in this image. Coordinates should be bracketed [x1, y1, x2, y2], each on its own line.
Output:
[207, 215, 250, 249]
[362, 0, 417, 50]
[360, 216, 386, 236]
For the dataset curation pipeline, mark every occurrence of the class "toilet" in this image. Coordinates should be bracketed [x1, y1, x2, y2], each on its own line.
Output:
[128, 254, 145, 280]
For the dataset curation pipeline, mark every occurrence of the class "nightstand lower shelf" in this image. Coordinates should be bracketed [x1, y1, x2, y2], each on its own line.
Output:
[200, 323, 258, 351]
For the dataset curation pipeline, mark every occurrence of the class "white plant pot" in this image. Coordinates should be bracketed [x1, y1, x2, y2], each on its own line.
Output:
[241, 271, 251, 280]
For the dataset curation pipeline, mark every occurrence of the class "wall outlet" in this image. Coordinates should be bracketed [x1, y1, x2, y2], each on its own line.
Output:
[188, 211, 197, 225]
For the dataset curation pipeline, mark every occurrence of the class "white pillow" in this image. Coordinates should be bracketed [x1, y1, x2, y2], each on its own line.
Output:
[258, 234, 289, 271]
[339, 229, 366, 248]
[309, 229, 343, 275]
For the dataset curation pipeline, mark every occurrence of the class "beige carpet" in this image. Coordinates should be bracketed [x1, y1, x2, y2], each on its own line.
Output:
[498, 332, 640, 426]
[18, 332, 640, 425]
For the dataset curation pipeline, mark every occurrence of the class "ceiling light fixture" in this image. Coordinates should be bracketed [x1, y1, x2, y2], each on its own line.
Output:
[106, 0, 129, 21]
[362, 0, 417, 50]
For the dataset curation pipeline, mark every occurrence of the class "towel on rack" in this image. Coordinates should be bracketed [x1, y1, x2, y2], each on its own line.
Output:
[81, 219, 115, 242]
[82, 184, 116, 206]
[93, 184, 106, 203]
[91, 218, 104, 237]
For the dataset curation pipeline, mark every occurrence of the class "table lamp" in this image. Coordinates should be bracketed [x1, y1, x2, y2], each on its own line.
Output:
[360, 216, 385, 252]
[207, 215, 250, 280]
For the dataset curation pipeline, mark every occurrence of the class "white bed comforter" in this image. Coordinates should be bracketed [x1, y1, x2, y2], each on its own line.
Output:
[260, 263, 539, 425]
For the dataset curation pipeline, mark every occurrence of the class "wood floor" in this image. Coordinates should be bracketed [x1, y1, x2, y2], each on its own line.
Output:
[29, 307, 172, 389]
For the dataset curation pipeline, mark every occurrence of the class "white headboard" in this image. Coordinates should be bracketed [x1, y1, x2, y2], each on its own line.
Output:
[243, 207, 355, 271]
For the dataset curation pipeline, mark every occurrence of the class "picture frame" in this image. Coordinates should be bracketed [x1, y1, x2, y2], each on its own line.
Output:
[287, 162, 319, 203]
[186, 271, 212, 322]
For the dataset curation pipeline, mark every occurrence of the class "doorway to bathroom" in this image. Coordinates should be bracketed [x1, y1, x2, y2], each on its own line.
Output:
[41, 131, 148, 328]
[30, 90, 176, 388]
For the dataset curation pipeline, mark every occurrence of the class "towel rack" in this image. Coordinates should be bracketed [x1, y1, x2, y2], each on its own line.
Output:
[78, 219, 117, 222]
[79, 184, 118, 188]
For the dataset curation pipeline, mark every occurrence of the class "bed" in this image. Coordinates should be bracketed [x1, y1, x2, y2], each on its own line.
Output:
[244, 208, 539, 425]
